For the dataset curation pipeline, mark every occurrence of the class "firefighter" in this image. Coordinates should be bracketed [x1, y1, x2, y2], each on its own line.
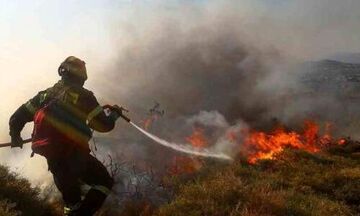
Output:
[9, 56, 122, 215]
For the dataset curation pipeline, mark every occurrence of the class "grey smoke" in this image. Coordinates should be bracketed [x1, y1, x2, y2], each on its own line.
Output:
[91, 0, 360, 170]
[186, 111, 229, 128]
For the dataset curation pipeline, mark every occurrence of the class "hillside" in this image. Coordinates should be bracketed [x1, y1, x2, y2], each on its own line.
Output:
[155, 140, 360, 216]
[1, 140, 358, 216]
[300, 60, 360, 95]
[328, 53, 360, 64]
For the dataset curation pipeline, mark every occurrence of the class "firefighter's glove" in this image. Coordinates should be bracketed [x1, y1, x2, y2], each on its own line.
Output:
[11, 135, 23, 148]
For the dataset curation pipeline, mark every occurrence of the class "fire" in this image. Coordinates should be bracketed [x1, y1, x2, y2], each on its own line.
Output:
[242, 120, 339, 164]
[168, 127, 208, 175]
[168, 120, 345, 175]
[186, 127, 208, 148]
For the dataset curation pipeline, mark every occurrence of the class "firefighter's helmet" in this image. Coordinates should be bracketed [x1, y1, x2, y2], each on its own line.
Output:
[58, 56, 88, 81]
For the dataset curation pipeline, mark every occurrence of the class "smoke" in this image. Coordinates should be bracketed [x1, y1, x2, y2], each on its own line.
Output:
[187, 110, 229, 128]
[90, 0, 360, 169]
[103, 0, 360, 119]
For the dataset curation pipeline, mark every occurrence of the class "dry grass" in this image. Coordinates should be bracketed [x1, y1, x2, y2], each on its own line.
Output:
[155, 141, 360, 216]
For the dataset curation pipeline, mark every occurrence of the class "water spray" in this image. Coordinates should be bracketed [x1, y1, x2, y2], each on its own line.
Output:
[104, 105, 232, 160]
[130, 121, 232, 161]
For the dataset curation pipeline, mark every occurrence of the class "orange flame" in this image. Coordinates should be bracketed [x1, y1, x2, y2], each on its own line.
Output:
[168, 127, 208, 175]
[243, 120, 340, 164]
[186, 127, 208, 148]
[169, 120, 345, 175]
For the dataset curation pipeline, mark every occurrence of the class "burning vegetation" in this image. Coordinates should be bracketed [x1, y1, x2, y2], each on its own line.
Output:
[156, 139, 360, 216]
[240, 121, 345, 164]
[163, 119, 347, 176]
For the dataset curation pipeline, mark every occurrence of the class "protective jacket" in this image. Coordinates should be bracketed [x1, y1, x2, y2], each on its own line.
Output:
[9, 80, 115, 157]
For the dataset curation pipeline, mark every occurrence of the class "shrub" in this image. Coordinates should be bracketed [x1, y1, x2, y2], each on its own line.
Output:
[0, 165, 60, 216]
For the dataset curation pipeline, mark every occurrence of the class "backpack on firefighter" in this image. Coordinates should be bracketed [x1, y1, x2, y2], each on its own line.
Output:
[31, 85, 92, 157]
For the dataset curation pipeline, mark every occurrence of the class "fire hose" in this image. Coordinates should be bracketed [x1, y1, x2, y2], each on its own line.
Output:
[0, 105, 232, 160]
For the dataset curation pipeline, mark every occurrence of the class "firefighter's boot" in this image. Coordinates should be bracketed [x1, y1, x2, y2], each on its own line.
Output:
[66, 187, 110, 216]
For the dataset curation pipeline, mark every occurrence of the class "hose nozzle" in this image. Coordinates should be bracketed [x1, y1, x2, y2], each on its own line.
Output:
[103, 104, 131, 122]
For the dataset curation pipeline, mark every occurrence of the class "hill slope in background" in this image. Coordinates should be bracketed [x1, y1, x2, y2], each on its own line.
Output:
[300, 59, 360, 95]
[328, 53, 360, 64]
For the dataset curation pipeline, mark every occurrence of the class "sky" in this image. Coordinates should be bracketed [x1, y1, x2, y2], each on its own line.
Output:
[0, 0, 359, 186]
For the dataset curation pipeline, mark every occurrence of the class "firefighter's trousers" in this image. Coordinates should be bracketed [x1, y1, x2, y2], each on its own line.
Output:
[47, 150, 114, 215]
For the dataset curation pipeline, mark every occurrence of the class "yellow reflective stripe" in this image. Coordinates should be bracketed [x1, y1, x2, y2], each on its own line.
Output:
[39, 92, 47, 104]
[25, 101, 36, 114]
[66, 92, 79, 104]
[92, 185, 111, 195]
[87, 105, 103, 124]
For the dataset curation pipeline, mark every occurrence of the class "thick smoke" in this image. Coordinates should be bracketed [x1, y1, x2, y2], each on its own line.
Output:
[87, 0, 360, 169]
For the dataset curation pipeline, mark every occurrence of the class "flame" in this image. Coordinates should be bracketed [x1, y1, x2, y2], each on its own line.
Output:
[168, 127, 208, 175]
[168, 120, 345, 175]
[186, 127, 208, 148]
[242, 120, 341, 164]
